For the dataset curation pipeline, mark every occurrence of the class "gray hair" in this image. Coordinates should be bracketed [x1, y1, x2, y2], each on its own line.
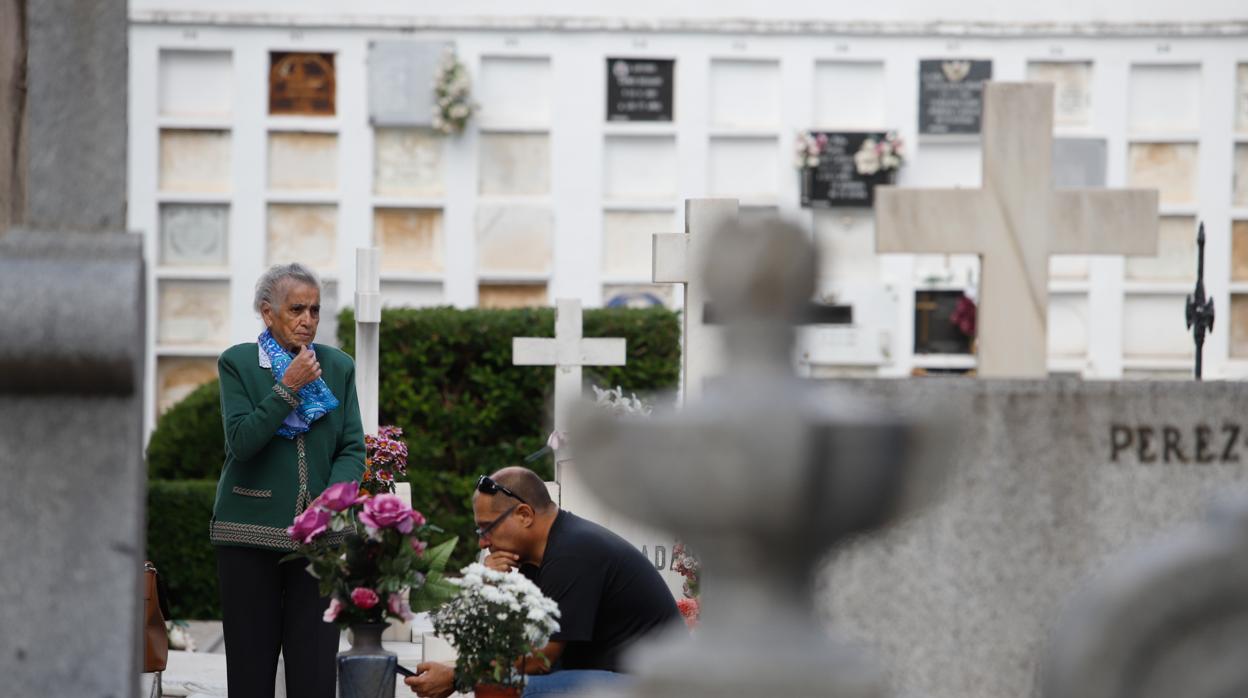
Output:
[254, 263, 321, 314]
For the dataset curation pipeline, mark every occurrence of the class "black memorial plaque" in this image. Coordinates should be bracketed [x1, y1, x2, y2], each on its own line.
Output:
[800, 131, 893, 208]
[606, 58, 675, 122]
[918, 59, 992, 135]
[914, 290, 974, 355]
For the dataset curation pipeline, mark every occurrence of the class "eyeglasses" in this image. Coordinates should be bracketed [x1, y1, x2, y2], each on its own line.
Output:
[476, 475, 528, 505]
[474, 504, 518, 540]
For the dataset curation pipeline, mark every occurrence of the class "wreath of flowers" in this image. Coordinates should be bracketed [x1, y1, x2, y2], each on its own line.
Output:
[432, 48, 476, 136]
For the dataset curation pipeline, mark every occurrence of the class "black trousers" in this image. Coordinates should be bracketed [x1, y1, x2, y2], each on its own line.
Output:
[215, 545, 340, 698]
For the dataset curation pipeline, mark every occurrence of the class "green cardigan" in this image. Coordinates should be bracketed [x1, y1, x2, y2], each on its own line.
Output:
[210, 342, 366, 551]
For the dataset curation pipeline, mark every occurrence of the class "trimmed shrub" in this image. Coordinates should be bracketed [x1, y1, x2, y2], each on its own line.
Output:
[338, 306, 680, 570]
[145, 306, 681, 577]
[146, 380, 225, 481]
[147, 480, 220, 619]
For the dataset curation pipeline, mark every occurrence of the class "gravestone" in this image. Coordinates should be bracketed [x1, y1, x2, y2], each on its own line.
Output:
[1045, 492, 1248, 698]
[0, 3, 143, 697]
[606, 58, 675, 122]
[800, 131, 892, 208]
[368, 40, 451, 128]
[822, 379, 1248, 698]
[877, 82, 1159, 377]
[575, 218, 953, 697]
[918, 59, 993, 135]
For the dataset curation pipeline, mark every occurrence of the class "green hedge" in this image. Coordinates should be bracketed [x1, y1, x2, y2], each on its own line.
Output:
[145, 306, 681, 604]
[147, 480, 220, 619]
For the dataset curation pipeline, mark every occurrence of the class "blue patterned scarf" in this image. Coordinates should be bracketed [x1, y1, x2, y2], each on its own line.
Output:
[258, 329, 340, 439]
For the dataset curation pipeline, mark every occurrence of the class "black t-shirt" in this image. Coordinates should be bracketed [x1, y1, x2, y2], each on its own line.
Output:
[521, 510, 679, 672]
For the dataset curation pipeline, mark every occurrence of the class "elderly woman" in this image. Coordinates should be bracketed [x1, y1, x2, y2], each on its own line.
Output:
[211, 263, 365, 698]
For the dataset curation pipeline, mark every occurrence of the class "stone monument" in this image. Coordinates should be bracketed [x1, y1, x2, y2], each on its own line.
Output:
[0, 2, 145, 697]
[575, 217, 954, 697]
[1045, 492, 1248, 698]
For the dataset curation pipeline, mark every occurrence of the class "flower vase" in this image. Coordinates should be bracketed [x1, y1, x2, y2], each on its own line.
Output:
[338, 623, 396, 698]
[473, 684, 522, 698]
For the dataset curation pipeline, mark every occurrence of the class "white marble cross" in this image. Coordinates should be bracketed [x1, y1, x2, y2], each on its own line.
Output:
[652, 198, 739, 403]
[876, 82, 1159, 377]
[512, 298, 627, 435]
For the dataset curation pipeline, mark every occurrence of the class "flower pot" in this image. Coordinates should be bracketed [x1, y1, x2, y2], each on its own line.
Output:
[337, 623, 396, 698]
[474, 684, 523, 698]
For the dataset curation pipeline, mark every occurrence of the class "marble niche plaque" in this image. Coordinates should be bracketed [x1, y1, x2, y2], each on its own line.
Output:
[1128, 142, 1198, 206]
[479, 57, 552, 129]
[814, 61, 886, 130]
[375, 208, 444, 273]
[368, 40, 448, 127]
[380, 281, 443, 308]
[476, 205, 552, 274]
[603, 136, 677, 201]
[602, 210, 675, 279]
[1027, 61, 1092, 129]
[708, 137, 779, 200]
[315, 281, 339, 347]
[1048, 294, 1089, 358]
[1123, 294, 1194, 359]
[268, 132, 338, 191]
[158, 280, 230, 347]
[1238, 64, 1248, 133]
[606, 57, 675, 122]
[374, 128, 444, 197]
[1234, 144, 1248, 207]
[156, 357, 219, 415]
[478, 284, 547, 309]
[1232, 220, 1248, 281]
[478, 133, 550, 196]
[159, 130, 231, 192]
[1231, 294, 1248, 358]
[918, 58, 992, 135]
[159, 50, 233, 118]
[1128, 63, 1201, 134]
[159, 204, 228, 267]
[710, 59, 781, 128]
[267, 204, 337, 271]
[814, 209, 879, 285]
[1126, 216, 1197, 282]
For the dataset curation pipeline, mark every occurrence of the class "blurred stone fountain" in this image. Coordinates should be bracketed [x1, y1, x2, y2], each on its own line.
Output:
[574, 215, 954, 697]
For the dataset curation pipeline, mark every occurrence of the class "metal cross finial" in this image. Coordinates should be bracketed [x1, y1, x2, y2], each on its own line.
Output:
[1185, 222, 1215, 380]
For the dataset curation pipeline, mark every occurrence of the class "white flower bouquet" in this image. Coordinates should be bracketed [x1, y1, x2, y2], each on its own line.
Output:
[431, 563, 561, 692]
[853, 132, 905, 176]
[432, 48, 476, 135]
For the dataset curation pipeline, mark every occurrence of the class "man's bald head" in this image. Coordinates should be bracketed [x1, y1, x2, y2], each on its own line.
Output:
[485, 466, 555, 513]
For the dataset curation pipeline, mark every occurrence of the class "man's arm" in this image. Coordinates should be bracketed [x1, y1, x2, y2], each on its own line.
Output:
[519, 640, 565, 675]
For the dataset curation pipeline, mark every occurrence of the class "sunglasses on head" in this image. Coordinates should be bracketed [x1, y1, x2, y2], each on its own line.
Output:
[476, 475, 529, 505]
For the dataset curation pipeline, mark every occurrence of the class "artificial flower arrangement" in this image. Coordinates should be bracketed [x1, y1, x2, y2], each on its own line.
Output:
[671, 541, 702, 630]
[287, 481, 459, 627]
[431, 563, 561, 694]
[432, 47, 476, 136]
[362, 425, 408, 496]
[794, 132, 828, 170]
[853, 132, 905, 176]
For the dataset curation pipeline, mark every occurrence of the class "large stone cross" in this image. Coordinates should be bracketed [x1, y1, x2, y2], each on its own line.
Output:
[876, 82, 1159, 377]
[652, 198, 739, 403]
[513, 298, 626, 436]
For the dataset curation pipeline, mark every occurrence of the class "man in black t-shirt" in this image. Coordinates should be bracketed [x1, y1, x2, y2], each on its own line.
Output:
[406, 466, 679, 697]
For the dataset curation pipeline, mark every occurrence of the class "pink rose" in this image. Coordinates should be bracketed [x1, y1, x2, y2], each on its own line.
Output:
[409, 538, 428, 556]
[288, 506, 331, 544]
[359, 494, 414, 534]
[350, 587, 380, 610]
[409, 509, 426, 528]
[387, 592, 415, 621]
[317, 481, 364, 512]
[323, 597, 342, 623]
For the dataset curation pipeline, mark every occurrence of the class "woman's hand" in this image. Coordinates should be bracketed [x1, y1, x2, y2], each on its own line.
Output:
[281, 346, 322, 391]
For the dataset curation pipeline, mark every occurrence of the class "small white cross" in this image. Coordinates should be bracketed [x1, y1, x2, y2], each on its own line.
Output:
[512, 298, 626, 434]
[876, 82, 1159, 377]
[652, 198, 739, 403]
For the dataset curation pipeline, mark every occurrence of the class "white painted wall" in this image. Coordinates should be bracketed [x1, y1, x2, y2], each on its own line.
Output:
[131, 6, 1248, 438]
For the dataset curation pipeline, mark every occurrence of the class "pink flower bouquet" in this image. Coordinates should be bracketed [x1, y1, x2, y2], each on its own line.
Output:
[362, 425, 409, 496]
[286, 481, 458, 628]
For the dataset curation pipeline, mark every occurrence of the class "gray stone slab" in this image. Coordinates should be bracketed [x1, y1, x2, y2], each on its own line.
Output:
[24, 0, 127, 232]
[368, 40, 450, 128]
[820, 378, 1248, 698]
[0, 233, 145, 698]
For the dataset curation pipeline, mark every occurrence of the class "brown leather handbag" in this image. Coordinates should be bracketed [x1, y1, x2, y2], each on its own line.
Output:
[143, 561, 169, 673]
